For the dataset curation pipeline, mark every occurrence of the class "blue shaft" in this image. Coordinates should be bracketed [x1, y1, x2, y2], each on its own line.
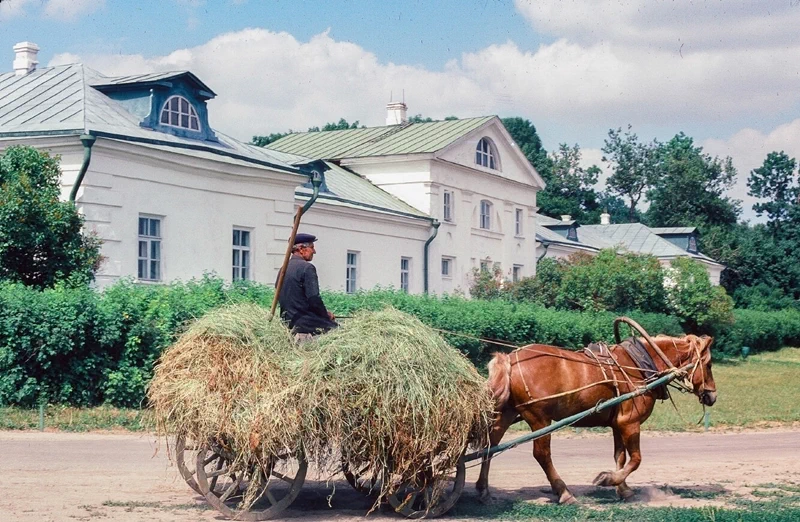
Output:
[464, 363, 692, 463]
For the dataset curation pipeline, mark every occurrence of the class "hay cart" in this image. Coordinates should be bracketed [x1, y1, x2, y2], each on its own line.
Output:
[172, 354, 690, 520]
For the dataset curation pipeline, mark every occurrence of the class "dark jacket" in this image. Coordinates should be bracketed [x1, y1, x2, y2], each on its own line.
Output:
[276, 254, 337, 334]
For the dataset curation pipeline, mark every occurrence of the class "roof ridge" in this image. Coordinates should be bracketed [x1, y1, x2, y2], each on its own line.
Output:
[363, 121, 413, 144]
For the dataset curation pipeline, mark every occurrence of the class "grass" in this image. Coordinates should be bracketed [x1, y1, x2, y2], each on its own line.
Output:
[508, 347, 800, 433]
[0, 404, 153, 432]
[451, 482, 800, 521]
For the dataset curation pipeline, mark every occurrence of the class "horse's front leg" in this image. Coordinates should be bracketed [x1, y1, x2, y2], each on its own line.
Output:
[611, 426, 634, 500]
[594, 423, 642, 488]
[476, 408, 517, 503]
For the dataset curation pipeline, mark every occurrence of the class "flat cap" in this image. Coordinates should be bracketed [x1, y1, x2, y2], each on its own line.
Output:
[293, 233, 318, 245]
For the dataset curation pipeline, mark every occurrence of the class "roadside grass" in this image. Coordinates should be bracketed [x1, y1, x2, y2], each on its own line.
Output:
[509, 347, 800, 433]
[451, 482, 800, 521]
[0, 404, 153, 432]
[0, 348, 798, 433]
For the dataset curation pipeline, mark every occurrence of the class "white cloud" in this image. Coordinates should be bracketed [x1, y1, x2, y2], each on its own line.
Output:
[0, 0, 36, 20]
[43, 0, 104, 20]
[703, 120, 800, 222]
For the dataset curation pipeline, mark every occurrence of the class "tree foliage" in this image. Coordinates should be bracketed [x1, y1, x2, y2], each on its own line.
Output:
[602, 125, 658, 223]
[747, 150, 799, 234]
[0, 146, 101, 288]
[664, 257, 734, 333]
[645, 133, 740, 229]
[252, 118, 364, 146]
[537, 143, 602, 224]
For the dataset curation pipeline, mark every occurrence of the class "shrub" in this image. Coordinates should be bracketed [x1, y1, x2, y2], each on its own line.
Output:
[665, 257, 734, 333]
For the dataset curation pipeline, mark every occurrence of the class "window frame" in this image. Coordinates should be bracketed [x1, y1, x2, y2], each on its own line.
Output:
[479, 200, 492, 230]
[346, 251, 359, 294]
[512, 264, 523, 283]
[443, 190, 454, 222]
[232, 227, 252, 281]
[159, 95, 201, 132]
[400, 257, 411, 292]
[475, 137, 498, 170]
[137, 215, 162, 282]
[441, 256, 454, 279]
[515, 208, 523, 236]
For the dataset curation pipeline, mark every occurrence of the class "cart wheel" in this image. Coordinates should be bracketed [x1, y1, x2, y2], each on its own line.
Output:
[342, 456, 381, 496]
[195, 446, 307, 521]
[387, 459, 465, 519]
[175, 434, 225, 496]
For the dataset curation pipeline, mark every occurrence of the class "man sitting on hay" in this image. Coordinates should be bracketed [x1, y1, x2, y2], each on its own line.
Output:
[276, 232, 337, 342]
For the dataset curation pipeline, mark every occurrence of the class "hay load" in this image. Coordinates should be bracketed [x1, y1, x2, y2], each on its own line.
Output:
[300, 308, 492, 498]
[149, 304, 493, 514]
[148, 303, 304, 462]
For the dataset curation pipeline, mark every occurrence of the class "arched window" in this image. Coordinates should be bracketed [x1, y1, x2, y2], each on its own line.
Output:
[480, 199, 492, 230]
[160, 95, 201, 131]
[476, 137, 498, 170]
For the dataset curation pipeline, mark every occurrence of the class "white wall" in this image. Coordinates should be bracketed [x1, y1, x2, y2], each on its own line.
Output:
[297, 202, 431, 294]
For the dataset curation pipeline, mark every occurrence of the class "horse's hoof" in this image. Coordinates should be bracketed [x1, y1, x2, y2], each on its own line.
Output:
[476, 485, 491, 504]
[618, 488, 635, 501]
[593, 471, 614, 487]
[559, 493, 578, 505]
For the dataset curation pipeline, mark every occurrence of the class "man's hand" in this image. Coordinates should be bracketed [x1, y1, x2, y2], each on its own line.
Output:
[328, 311, 336, 321]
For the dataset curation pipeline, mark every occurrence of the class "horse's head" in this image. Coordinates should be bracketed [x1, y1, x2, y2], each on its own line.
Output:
[684, 334, 717, 406]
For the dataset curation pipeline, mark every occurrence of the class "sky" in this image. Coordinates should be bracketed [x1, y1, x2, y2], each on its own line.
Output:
[3, 0, 800, 222]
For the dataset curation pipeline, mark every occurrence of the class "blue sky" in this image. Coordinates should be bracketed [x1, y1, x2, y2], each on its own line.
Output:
[3, 0, 800, 220]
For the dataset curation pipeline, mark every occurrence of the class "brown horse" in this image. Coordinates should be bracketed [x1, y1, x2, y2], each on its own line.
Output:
[476, 333, 716, 505]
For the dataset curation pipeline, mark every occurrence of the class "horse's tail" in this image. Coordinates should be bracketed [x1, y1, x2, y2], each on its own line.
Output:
[487, 352, 512, 410]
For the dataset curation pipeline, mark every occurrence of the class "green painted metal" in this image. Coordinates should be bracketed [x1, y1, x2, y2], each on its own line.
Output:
[69, 134, 95, 202]
[267, 116, 494, 160]
[423, 220, 440, 294]
[463, 363, 694, 463]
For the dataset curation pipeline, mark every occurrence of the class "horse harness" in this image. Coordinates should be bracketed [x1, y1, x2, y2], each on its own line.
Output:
[510, 338, 670, 409]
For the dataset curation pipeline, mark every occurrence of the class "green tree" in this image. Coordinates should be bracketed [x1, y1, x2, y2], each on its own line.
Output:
[0, 146, 101, 288]
[252, 118, 365, 146]
[645, 133, 740, 229]
[601, 125, 658, 223]
[501, 117, 551, 178]
[537, 143, 602, 224]
[251, 132, 289, 147]
[747, 151, 799, 233]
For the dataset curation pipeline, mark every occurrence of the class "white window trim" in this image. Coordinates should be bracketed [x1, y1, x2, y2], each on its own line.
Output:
[160, 95, 201, 131]
[479, 200, 492, 230]
[515, 208, 524, 237]
[512, 264, 523, 283]
[400, 257, 411, 292]
[441, 256, 454, 279]
[346, 251, 359, 294]
[443, 190, 454, 222]
[232, 227, 252, 281]
[137, 214, 163, 282]
[475, 137, 499, 170]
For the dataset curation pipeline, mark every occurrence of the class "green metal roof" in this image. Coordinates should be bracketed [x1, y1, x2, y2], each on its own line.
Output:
[296, 161, 430, 220]
[267, 116, 495, 159]
[582, 223, 719, 264]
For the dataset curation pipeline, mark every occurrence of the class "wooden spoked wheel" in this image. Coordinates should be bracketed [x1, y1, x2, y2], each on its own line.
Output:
[387, 458, 466, 519]
[342, 456, 382, 496]
[175, 434, 224, 496]
[195, 444, 307, 521]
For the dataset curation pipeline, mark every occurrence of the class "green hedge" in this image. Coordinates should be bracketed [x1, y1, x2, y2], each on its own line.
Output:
[0, 276, 795, 408]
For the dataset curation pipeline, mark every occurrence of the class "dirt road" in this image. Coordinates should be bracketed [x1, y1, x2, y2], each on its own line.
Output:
[1, 429, 798, 521]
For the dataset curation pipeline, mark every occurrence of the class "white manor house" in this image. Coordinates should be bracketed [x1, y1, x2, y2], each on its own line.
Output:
[0, 43, 722, 293]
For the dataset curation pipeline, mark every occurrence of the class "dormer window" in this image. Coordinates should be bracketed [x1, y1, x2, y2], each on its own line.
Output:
[688, 235, 698, 253]
[160, 95, 200, 131]
[476, 137, 498, 170]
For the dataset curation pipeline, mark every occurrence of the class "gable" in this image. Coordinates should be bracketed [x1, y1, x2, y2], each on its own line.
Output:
[434, 118, 545, 189]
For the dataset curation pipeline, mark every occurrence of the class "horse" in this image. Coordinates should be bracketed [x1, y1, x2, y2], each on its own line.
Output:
[475, 331, 716, 505]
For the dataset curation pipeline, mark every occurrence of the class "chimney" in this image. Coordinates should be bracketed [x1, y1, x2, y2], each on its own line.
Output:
[600, 211, 611, 225]
[13, 42, 39, 76]
[560, 215, 572, 222]
[386, 101, 408, 125]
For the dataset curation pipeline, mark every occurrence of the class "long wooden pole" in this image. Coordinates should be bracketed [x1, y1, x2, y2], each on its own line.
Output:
[269, 205, 304, 320]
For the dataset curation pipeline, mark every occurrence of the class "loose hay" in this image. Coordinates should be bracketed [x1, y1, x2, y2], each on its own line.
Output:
[148, 304, 493, 514]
